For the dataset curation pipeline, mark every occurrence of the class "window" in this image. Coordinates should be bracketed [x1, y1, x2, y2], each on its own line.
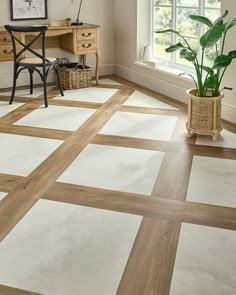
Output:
[152, 0, 221, 67]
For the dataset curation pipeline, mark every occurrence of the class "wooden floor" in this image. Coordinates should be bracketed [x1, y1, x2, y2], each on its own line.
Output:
[0, 76, 236, 295]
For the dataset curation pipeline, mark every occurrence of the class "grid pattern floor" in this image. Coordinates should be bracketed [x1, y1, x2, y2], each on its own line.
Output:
[0, 77, 236, 295]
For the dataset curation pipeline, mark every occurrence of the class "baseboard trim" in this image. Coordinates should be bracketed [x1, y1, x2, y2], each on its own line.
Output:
[222, 102, 236, 124]
[0, 64, 115, 89]
[115, 64, 236, 124]
[1, 62, 235, 124]
[115, 64, 188, 103]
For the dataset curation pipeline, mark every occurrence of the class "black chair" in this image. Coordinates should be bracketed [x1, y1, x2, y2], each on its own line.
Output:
[4, 25, 64, 107]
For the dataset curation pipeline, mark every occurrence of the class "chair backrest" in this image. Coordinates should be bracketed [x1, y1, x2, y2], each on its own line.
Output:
[4, 25, 48, 63]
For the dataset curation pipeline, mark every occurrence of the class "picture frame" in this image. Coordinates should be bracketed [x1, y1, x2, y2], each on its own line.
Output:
[10, 0, 48, 21]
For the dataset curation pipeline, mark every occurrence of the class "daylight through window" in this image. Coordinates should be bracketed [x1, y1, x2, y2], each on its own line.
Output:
[152, 0, 221, 67]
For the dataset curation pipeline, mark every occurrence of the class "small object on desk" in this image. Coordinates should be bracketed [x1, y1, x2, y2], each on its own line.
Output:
[71, 0, 84, 26]
[50, 18, 72, 26]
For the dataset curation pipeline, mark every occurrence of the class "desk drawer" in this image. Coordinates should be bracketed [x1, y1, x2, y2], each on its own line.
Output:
[0, 33, 12, 45]
[0, 44, 13, 56]
[77, 29, 97, 41]
[0, 44, 22, 61]
[77, 40, 97, 52]
[0, 32, 21, 45]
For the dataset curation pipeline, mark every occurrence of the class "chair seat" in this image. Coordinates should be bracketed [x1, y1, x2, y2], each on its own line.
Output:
[19, 57, 57, 65]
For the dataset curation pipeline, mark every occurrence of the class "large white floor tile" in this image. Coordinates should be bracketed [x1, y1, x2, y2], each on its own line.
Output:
[58, 144, 164, 195]
[0, 199, 142, 295]
[124, 91, 177, 110]
[0, 86, 54, 99]
[0, 192, 7, 201]
[99, 111, 177, 141]
[14, 105, 96, 131]
[187, 156, 236, 208]
[0, 133, 62, 176]
[170, 223, 236, 295]
[55, 87, 118, 103]
[0, 101, 24, 118]
[196, 129, 236, 149]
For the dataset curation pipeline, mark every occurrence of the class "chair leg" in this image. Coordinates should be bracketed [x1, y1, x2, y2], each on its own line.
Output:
[55, 66, 64, 96]
[28, 68, 34, 95]
[9, 66, 17, 105]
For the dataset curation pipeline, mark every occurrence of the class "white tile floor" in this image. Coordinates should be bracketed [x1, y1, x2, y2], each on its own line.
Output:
[0, 133, 62, 176]
[54, 87, 118, 103]
[0, 101, 24, 118]
[0, 199, 142, 295]
[0, 192, 7, 201]
[14, 105, 96, 131]
[187, 156, 236, 208]
[124, 91, 177, 110]
[196, 129, 236, 149]
[99, 111, 177, 141]
[170, 223, 236, 295]
[0, 86, 55, 99]
[57, 144, 165, 195]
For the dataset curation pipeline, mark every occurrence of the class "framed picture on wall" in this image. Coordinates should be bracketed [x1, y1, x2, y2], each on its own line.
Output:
[10, 0, 48, 21]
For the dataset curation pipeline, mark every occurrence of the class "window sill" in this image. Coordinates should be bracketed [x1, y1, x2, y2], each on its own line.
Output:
[135, 60, 191, 80]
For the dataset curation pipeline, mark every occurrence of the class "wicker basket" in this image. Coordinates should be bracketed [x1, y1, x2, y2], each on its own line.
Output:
[186, 88, 223, 141]
[59, 58, 91, 90]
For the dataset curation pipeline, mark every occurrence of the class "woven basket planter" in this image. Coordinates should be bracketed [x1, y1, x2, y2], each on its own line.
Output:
[59, 60, 91, 90]
[186, 88, 223, 141]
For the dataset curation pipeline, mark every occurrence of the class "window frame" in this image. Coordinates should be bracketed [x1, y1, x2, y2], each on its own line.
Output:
[151, 0, 221, 69]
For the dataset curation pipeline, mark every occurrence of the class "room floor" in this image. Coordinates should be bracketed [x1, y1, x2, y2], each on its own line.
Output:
[0, 76, 235, 295]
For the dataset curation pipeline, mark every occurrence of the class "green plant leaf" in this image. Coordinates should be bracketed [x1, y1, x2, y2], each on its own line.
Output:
[221, 86, 233, 91]
[205, 74, 218, 89]
[155, 29, 179, 34]
[212, 55, 232, 69]
[180, 48, 196, 61]
[213, 10, 228, 25]
[199, 65, 214, 76]
[165, 42, 184, 52]
[228, 50, 236, 59]
[200, 20, 224, 48]
[189, 15, 213, 28]
[178, 72, 198, 89]
[225, 16, 236, 32]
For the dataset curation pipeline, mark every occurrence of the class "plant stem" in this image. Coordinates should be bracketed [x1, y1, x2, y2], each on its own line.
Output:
[176, 32, 202, 94]
[221, 32, 227, 55]
[213, 32, 228, 96]
[203, 72, 210, 96]
[217, 66, 227, 94]
[199, 48, 205, 95]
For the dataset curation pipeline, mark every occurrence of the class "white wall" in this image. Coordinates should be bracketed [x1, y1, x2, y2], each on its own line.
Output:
[221, 1, 236, 122]
[0, 0, 115, 87]
[114, 0, 236, 124]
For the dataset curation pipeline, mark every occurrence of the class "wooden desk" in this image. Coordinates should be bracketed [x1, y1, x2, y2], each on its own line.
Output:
[0, 23, 101, 84]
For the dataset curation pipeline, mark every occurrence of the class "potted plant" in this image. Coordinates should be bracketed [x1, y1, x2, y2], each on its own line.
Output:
[156, 10, 236, 141]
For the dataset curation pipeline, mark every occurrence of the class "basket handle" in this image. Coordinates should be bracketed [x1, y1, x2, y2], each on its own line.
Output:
[75, 63, 86, 69]
[60, 57, 70, 65]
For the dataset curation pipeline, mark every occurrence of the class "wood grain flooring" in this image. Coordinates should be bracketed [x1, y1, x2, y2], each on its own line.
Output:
[0, 285, 43, 295]
[0, 76, 235, 295]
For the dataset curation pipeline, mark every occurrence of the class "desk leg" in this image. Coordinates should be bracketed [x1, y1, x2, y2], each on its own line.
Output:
[95, 49, 101, 85]
[80, 55, 86, 65]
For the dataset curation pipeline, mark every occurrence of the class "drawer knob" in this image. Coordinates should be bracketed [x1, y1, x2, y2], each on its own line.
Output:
[82, 43, 92, 48]
[3, 49, 13, 54]
[81, 32, 91, 37]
